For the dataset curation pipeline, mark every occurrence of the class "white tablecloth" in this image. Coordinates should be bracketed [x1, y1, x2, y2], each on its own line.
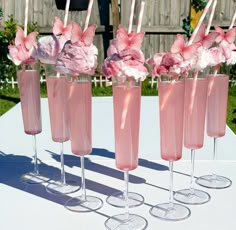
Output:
[0, 97, 236, 230]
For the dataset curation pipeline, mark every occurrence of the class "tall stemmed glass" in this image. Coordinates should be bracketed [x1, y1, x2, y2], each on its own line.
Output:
[106, 83, 144, 209]
[196, 74, 232, 189]
[45, 64, 79, 194]
[105, 77, 147, 230]
[65, 75, 103, 212]
[17, 63, 49, 184]
[174, 76, 211, 204]
[150, 76, 191, 221]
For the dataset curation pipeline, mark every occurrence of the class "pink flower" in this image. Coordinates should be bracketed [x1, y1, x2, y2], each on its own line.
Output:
[33, 35, 60, 64]
[107, 42, 119, 57]
[8, 44, 36, 65]
[208, 47, 226, 66]
[147, 53, 165, 66]
[102, 48, 147, 80]
[219, 40, 236, 61]
[56, 42, 98, 76]
[191, 46, 211, 71]
[227, 50, 236, 65]
[147, 52, 190, 78]
[161, 53, 182, 68]
[119, 49, 145, 63]
[101, 26, 148, 81]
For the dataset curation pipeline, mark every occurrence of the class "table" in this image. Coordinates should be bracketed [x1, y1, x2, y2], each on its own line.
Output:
[0, 97, 236, 230]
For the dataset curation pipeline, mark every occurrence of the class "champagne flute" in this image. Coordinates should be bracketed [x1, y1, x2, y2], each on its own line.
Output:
[150, 77, 191, 221]
[106, 81, 144, 209]
[174, 77, 211, 204]
[196, 74, 232, 189]
[17, 63, 49, 184]
[105, 77, 147, 230]
[45, 64, 79, 194]
[65, 75, 103, 212]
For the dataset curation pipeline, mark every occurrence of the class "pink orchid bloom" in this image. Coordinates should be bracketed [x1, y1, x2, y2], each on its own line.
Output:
[8, 44, 36, 65]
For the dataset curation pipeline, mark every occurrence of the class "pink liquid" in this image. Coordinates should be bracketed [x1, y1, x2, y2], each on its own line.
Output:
[113, 84, 141, 171]
[68, 80, 92, 155]
[206, 74, 229, 137]
[159, 80, 185, 161]
[184, 78, 208, 149]
[17, 70, 42, 135]
[46, 76, 69, 142]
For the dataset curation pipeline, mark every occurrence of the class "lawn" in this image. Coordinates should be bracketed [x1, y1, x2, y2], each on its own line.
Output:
[0, 80, 235, 134]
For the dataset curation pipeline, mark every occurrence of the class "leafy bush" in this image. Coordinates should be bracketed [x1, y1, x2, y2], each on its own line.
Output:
[0, 7, 3, 18]
[191, 0, 208, 13]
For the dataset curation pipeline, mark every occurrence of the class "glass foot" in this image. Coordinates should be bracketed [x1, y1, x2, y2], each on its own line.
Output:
[105, 213, 148, 230]
[106, 191, 144, 208]
[46, 180, 80, 195]
[150, 202, 191, 221]
[196, 175, 232, 189]
[21, 171, 50, 184]
[174, 188, 210, 205]
[65, 195, 103, 212]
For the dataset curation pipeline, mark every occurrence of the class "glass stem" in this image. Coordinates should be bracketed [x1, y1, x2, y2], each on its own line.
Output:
[212, 137, 217, 179]
[33, 134, 39, 175]
[124, 170, 129, 220]
[60, 142, 66, 184]
[81, 156, 87, 201]
[190, 149, 195, 194]
[169, 161, 174, 209]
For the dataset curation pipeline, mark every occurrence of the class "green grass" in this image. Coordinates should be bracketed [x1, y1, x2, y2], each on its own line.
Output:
[1, 82, 236, 134]
[227, 86, 236, 134]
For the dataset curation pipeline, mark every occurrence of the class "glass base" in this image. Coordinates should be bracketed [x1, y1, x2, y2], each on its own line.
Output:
[105, 213, 148, 230]
[21, 171, 50, 184]
[65, 195, 103, 212]
[174, 188, 211, 205]
[150, 202, 191, 221]
[106, 191, 144, 208]
[196, 175, 232, 189]
[46, 180, 80, 195]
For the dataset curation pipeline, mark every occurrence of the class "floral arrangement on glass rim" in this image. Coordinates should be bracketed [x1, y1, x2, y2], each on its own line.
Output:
[101, 25, 148, 83]
[147, 23, 236, 82]
[6, 14, 98, 78]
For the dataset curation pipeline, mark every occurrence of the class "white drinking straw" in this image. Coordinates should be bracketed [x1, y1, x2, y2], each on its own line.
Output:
[206, 0, 217, 35]
[120, 1, 145, 129]
[56, 0, 70, 78]
[24, 0, 29, 37]
[84, 0, 94, 31]
[136, 1, 145, 33]
[189, 0, 216, 112]
[128, 0, 136, 33]
[188, 0, 214, 45]
[229, 10, 236, 29]
[63, 0, 71, 27]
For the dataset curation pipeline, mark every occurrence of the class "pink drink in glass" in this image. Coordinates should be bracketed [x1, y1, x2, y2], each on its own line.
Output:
[207, 74, 229, 138]
[159, 80, 185, 161]
[17, 69, 42, 135]
[113, 82, 141, 171]
[68, 79, 92, 155]
[184, 78, 208, 149]
[46, 76, 69, 142]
